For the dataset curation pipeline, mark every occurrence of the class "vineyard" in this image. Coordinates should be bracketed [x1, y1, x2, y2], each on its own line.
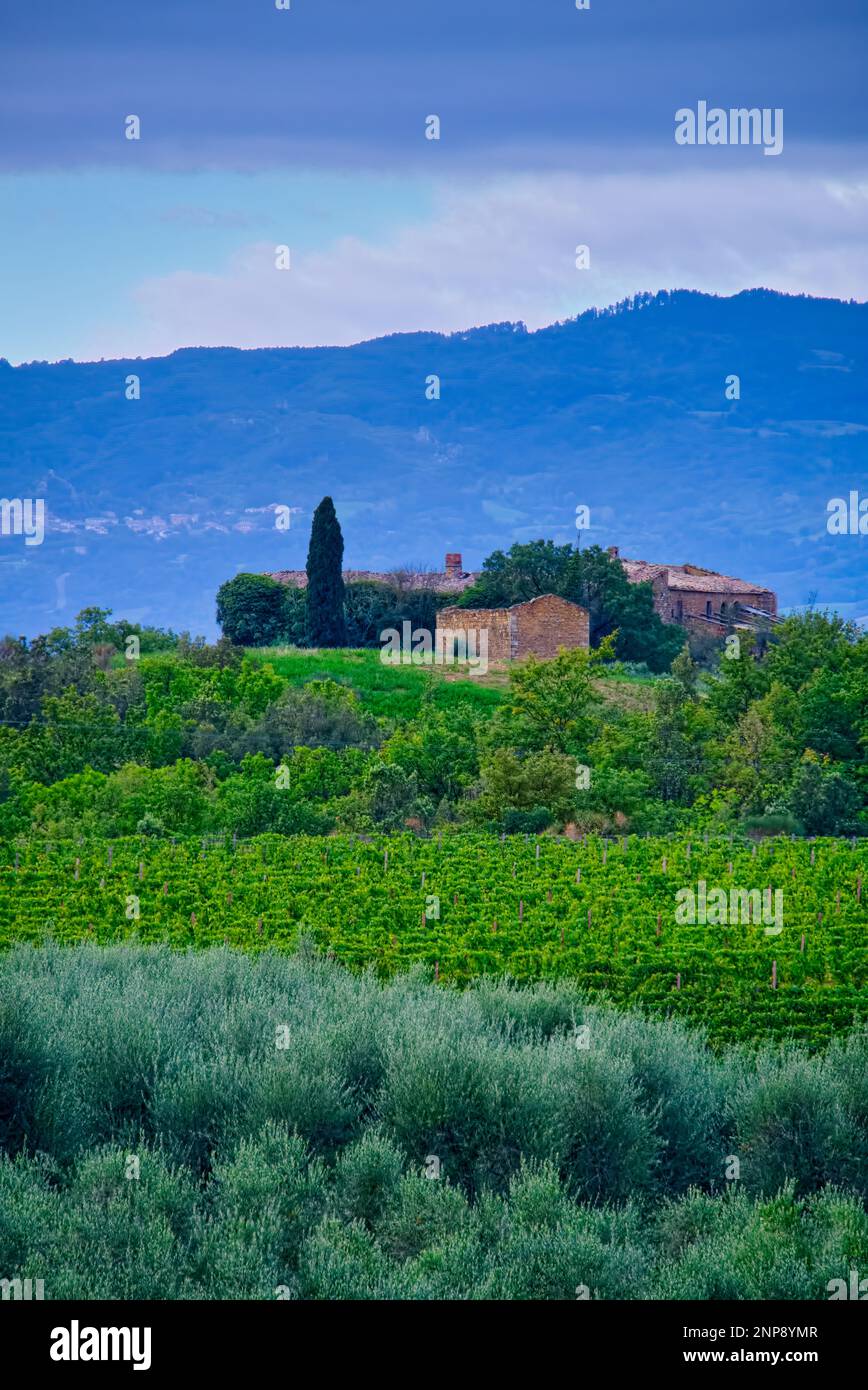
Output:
[1, 832, 866, 1046]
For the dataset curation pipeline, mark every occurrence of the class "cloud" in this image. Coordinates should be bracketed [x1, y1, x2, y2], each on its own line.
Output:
[83, 170, 868, 359]
[3, 1, 866, 173]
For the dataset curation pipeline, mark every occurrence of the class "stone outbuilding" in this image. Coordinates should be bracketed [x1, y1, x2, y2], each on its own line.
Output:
[436, 593, 589, 664]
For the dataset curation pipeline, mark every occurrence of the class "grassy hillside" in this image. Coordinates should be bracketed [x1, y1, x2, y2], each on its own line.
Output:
[250, 645, 659, 716]
[250, 645, 508, 719]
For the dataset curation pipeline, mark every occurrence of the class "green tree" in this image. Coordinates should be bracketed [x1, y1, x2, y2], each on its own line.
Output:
[639, 663, 719, 807]
[456, 540, 574, 608]
[785, 755, 862, 835]
[281, 587, 308, 646]
[458, 541, 682, 671]
[468, 746, 578, 828]
[382, 709, 478, 801]
[306, 497, 347, 647]
[765, 611, 858, 691]
[560, 546, 683, 671]
[706, 638, 768, 727]
[360, 759, 425, 829]
[216, 574, 288, 647]
[507, 637, 615, 753]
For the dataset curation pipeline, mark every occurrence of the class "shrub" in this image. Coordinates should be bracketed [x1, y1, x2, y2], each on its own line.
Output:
[216, 574, 289, 647]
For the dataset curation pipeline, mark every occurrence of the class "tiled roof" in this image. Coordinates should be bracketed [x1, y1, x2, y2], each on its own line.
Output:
[269, 569, 479, 593]
[621, 559, 773, 596]
[439, 592, 584, 617]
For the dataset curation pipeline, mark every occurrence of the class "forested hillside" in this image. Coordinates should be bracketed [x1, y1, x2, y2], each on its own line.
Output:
[4, 289, 867, 638]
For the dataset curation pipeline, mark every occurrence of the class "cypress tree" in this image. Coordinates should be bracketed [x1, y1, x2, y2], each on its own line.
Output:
[306, 496, 347, 646]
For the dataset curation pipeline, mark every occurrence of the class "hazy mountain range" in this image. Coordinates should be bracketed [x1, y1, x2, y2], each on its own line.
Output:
[1, 287, 866, 640]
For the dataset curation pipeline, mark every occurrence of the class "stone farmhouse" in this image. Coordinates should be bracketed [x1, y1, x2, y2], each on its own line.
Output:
[608, 547, 777, 632]
[437, 593, 590, 663]
[268, 548, 777, 648]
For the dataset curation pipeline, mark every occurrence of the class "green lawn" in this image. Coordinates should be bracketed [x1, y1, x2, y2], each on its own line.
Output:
[251, 645, 659, 719]
[251, 646, 506, 720]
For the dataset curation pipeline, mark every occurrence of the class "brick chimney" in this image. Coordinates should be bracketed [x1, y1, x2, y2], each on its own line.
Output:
[445, 552, 462, 576]
[607, 545, 620, 558]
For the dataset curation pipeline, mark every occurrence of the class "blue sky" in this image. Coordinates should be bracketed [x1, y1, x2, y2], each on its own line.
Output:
[1, 0, 866, 362]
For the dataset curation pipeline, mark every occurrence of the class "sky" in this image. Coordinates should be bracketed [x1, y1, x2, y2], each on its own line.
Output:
[1, 0, 867, 362]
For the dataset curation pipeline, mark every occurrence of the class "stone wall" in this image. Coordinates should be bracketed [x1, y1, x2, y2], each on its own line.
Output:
[436, 605, 512, 662]
[513, 594, 589, 658]
[436, 594, 589, 664]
